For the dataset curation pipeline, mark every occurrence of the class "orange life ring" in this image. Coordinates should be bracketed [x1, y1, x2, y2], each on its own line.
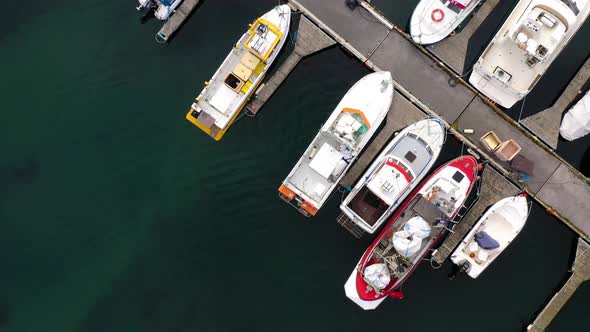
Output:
[431, 9, 444, 22]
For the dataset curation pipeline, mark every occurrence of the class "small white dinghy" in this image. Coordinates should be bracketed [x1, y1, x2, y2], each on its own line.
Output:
[410, 0, 483, 45]
[450, 194, 529, 278]
[279, 72, 394, 217]
[339, 119, 445, 234]
[560, 89, 590, 141]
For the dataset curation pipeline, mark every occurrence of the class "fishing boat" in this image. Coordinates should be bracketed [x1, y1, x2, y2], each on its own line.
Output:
[137, 0, 183, 20]
[279, 72, 394, 217]
[410, 0, 483, 45]
[339, 119, 446, 234]
[344, 155, 478, 310]
[469, 0, 590, 108]
[560, 89, 590, 141]
[450, 194, 529, 279]
[186, 5, 291, 141]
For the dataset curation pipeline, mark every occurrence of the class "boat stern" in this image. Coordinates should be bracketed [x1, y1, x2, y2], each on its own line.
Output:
[278, 184, 318, 217]
[469, 61, 524, 108]
[344, 269, 386, 310]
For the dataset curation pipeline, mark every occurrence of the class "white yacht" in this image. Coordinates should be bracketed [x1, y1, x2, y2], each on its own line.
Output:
[560, 89, 590, 141]
[410, 0, 484, 45]
[339, 119, 445, 234]
[279, 72, 394, 217]
[186, 5, 291, 140]
[469, 0, 590, 108]
[450, 194, 529, 278]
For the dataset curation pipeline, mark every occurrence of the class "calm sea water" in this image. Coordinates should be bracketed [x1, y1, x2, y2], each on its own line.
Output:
[0, 1, 587, 331]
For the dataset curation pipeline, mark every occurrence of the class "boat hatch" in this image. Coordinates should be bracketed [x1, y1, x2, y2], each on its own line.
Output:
[493, 66, 512, 83]
[245, 18, 283, 62]
[452, 171, 464, 183]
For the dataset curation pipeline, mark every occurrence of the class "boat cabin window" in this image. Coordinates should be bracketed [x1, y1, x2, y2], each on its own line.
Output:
[452, 171, 464, 183]
[224, 73, 243, 91]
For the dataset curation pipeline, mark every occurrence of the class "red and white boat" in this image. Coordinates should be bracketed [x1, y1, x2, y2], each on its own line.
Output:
[344, 155, 479, 310]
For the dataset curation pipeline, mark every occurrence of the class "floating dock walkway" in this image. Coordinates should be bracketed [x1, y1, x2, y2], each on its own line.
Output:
[527, 238, 590, 331]
[289, 0, 590, 241]
[156, 0, 201, 43]
[246, 15, 336, 115]
[521, 57, 590, 149]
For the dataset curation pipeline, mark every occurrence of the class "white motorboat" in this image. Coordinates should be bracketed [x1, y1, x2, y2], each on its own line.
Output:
[279, 72, 394, 217]
[137, 0, 183, 21]
[560, 89, 590, 141]
[345, 156, 479, 309]
[339, 119, 445, 234]
[469, 0, 590, 108]
[450, 194, 529, 278]
[410, 0, 483, 45]
[186, 5, 291, 140]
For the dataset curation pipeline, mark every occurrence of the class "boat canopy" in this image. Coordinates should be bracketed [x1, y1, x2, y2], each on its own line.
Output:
[560, 90, 590, 141]
[474, 231, 500, 250]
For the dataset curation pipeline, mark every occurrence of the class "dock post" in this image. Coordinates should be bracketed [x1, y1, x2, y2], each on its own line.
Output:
[521, 58, 590, 149]
[526, 238, 590, 331]
[245, 14, 336, 115]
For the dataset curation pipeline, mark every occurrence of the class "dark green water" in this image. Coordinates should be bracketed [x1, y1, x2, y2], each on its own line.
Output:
[0, 1, 587, 331]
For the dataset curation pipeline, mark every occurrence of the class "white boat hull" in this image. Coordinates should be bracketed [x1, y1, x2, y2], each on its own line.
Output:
[450, 195, 529, 278]
[560, 89, 590, 141]
[469, 0, 590, 108]
[280, 72, 394, 216]
[410, 0, 482, 45]
[339, 119, 445, 233]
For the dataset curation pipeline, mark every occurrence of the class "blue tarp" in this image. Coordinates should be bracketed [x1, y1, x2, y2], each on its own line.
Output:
[159, 0, 176, 7]
[474, 231, 500, 250]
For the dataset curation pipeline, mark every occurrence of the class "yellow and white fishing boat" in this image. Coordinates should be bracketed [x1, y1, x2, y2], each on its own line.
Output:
[186, 5, 291, 141]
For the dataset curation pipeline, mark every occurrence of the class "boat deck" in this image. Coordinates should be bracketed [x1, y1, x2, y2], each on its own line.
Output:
[286, 131, 349, 205]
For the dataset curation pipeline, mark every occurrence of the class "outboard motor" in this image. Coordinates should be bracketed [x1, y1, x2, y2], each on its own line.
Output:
[137, 0, 157, 22]
[448, 262, 470, 280]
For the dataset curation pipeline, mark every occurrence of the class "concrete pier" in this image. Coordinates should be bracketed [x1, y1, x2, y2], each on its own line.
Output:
[156, 0, 201, 43]
[521, 57, 590, 149]
[246, 15, 335, 115]
[527, 238, 590, 332]
[428, 0, 500, 75]
[290, 0, 590, 243]
[432, 166, 519, 264]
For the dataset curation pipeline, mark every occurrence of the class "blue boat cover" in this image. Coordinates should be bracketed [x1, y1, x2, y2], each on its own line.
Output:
[474, 231, 500, 250]
[160, 0, 176, 7]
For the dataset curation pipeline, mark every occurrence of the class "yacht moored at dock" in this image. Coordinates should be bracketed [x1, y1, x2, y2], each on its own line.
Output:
[344, 156, 478, 310]
[339, 119, 445, 234]
[279, 72, 394, 217]
[450, 194, 529, 278]
[185, 5, 291, 140]
[469, 0, 590, 108]
[137, 0, 183, 20]
[560, 89, 590, 141]
[410, 0, 483, 45]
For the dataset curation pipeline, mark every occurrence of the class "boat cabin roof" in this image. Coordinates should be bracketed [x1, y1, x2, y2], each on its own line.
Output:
[245, 18, 283, 63]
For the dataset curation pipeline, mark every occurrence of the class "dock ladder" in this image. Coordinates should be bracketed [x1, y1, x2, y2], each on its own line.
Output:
[336, 213, 365, 239]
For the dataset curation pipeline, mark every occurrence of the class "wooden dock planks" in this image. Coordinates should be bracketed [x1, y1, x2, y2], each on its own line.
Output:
[246, 15, 335, 115]
[527, 238, 590, 331]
